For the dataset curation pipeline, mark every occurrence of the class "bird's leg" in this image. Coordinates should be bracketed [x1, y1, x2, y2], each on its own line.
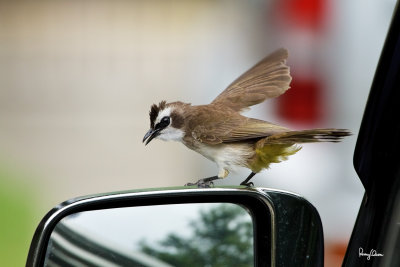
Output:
[240, 172, 256, 187]
[185, 168, 228, 188]
[185, 176, 220, 188]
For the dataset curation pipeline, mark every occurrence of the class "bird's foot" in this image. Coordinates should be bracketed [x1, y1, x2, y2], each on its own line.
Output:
[240, 181, 254, 187]
[185, 176, 219, 188]
[185, 179, 214, 188]
[240, 172, 256, 187]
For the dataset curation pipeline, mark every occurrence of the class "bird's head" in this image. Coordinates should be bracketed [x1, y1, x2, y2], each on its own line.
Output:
[143, 101, 187, 145]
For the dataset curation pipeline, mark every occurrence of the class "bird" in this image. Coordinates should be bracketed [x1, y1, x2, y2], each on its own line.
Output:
[142, 48, 351, 187]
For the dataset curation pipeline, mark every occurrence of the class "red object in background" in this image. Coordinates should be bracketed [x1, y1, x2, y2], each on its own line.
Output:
[277, 76, 322, 124]
[272, 0, 328, 125]
[276, 0, 327, 31]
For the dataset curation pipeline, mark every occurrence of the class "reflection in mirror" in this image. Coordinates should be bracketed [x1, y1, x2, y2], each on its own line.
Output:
[45, 203, 254, 266]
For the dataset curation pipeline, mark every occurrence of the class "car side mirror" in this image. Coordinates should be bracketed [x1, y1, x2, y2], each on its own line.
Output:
[27, 187, 323, 267]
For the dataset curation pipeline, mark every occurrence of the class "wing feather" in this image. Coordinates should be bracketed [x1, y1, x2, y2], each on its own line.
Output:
[211, 48, 291, 112]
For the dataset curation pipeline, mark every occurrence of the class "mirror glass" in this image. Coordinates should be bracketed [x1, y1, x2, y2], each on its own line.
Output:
[45, 203, 254, 266]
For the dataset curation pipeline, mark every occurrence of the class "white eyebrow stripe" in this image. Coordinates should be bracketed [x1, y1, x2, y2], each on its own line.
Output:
[155, 107, 171, 124]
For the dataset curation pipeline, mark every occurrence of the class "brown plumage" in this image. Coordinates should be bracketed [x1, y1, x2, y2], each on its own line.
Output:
[143, 48, 351, 186]
[211, 48, 292, 112]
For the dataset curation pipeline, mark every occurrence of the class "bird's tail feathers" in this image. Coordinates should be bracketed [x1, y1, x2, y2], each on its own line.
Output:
[263, 128, 351, 144]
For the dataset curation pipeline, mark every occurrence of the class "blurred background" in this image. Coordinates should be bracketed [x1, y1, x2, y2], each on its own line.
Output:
[0, 0, 397, 266]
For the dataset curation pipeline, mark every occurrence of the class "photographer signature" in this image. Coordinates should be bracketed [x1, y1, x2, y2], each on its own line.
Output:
[359, 247, 384, 260]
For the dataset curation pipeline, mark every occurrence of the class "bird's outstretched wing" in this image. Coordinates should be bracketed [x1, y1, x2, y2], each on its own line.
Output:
[211, 48, 292, 112]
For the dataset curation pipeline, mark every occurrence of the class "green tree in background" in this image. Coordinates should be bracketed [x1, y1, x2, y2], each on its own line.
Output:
[140, 204, 253, 267]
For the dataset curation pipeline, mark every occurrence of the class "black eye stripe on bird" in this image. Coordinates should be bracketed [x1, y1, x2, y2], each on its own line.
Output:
[143, 48, 351, 187]
[155, 116, 170, 129]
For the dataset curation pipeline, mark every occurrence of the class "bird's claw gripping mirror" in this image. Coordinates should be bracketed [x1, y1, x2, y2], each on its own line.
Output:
[241, 181, 254, 187]
[185, 176, 219, 188]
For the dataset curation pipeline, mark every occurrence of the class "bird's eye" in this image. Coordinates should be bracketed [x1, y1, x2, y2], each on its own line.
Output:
[161, 116, 170, 124]
[155, 116, 170, 129]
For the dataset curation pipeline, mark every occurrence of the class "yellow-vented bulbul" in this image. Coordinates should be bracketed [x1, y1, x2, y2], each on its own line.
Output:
[143, 48, 351, 186]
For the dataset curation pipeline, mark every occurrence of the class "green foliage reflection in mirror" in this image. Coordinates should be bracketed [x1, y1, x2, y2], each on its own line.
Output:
[140, 203, 253, 267]
[46, 203, 254, 267]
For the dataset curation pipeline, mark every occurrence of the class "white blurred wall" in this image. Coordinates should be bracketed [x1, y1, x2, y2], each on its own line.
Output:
[0, 0, 270, 202]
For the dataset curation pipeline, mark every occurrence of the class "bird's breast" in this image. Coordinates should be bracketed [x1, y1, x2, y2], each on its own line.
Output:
[188, 142, 254, 169]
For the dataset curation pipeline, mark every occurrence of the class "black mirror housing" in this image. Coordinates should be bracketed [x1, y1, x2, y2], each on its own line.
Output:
[27, 187, 323, 267]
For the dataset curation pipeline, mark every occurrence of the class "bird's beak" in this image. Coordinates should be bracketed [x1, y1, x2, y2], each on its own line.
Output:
[143, 128, 160, 145]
